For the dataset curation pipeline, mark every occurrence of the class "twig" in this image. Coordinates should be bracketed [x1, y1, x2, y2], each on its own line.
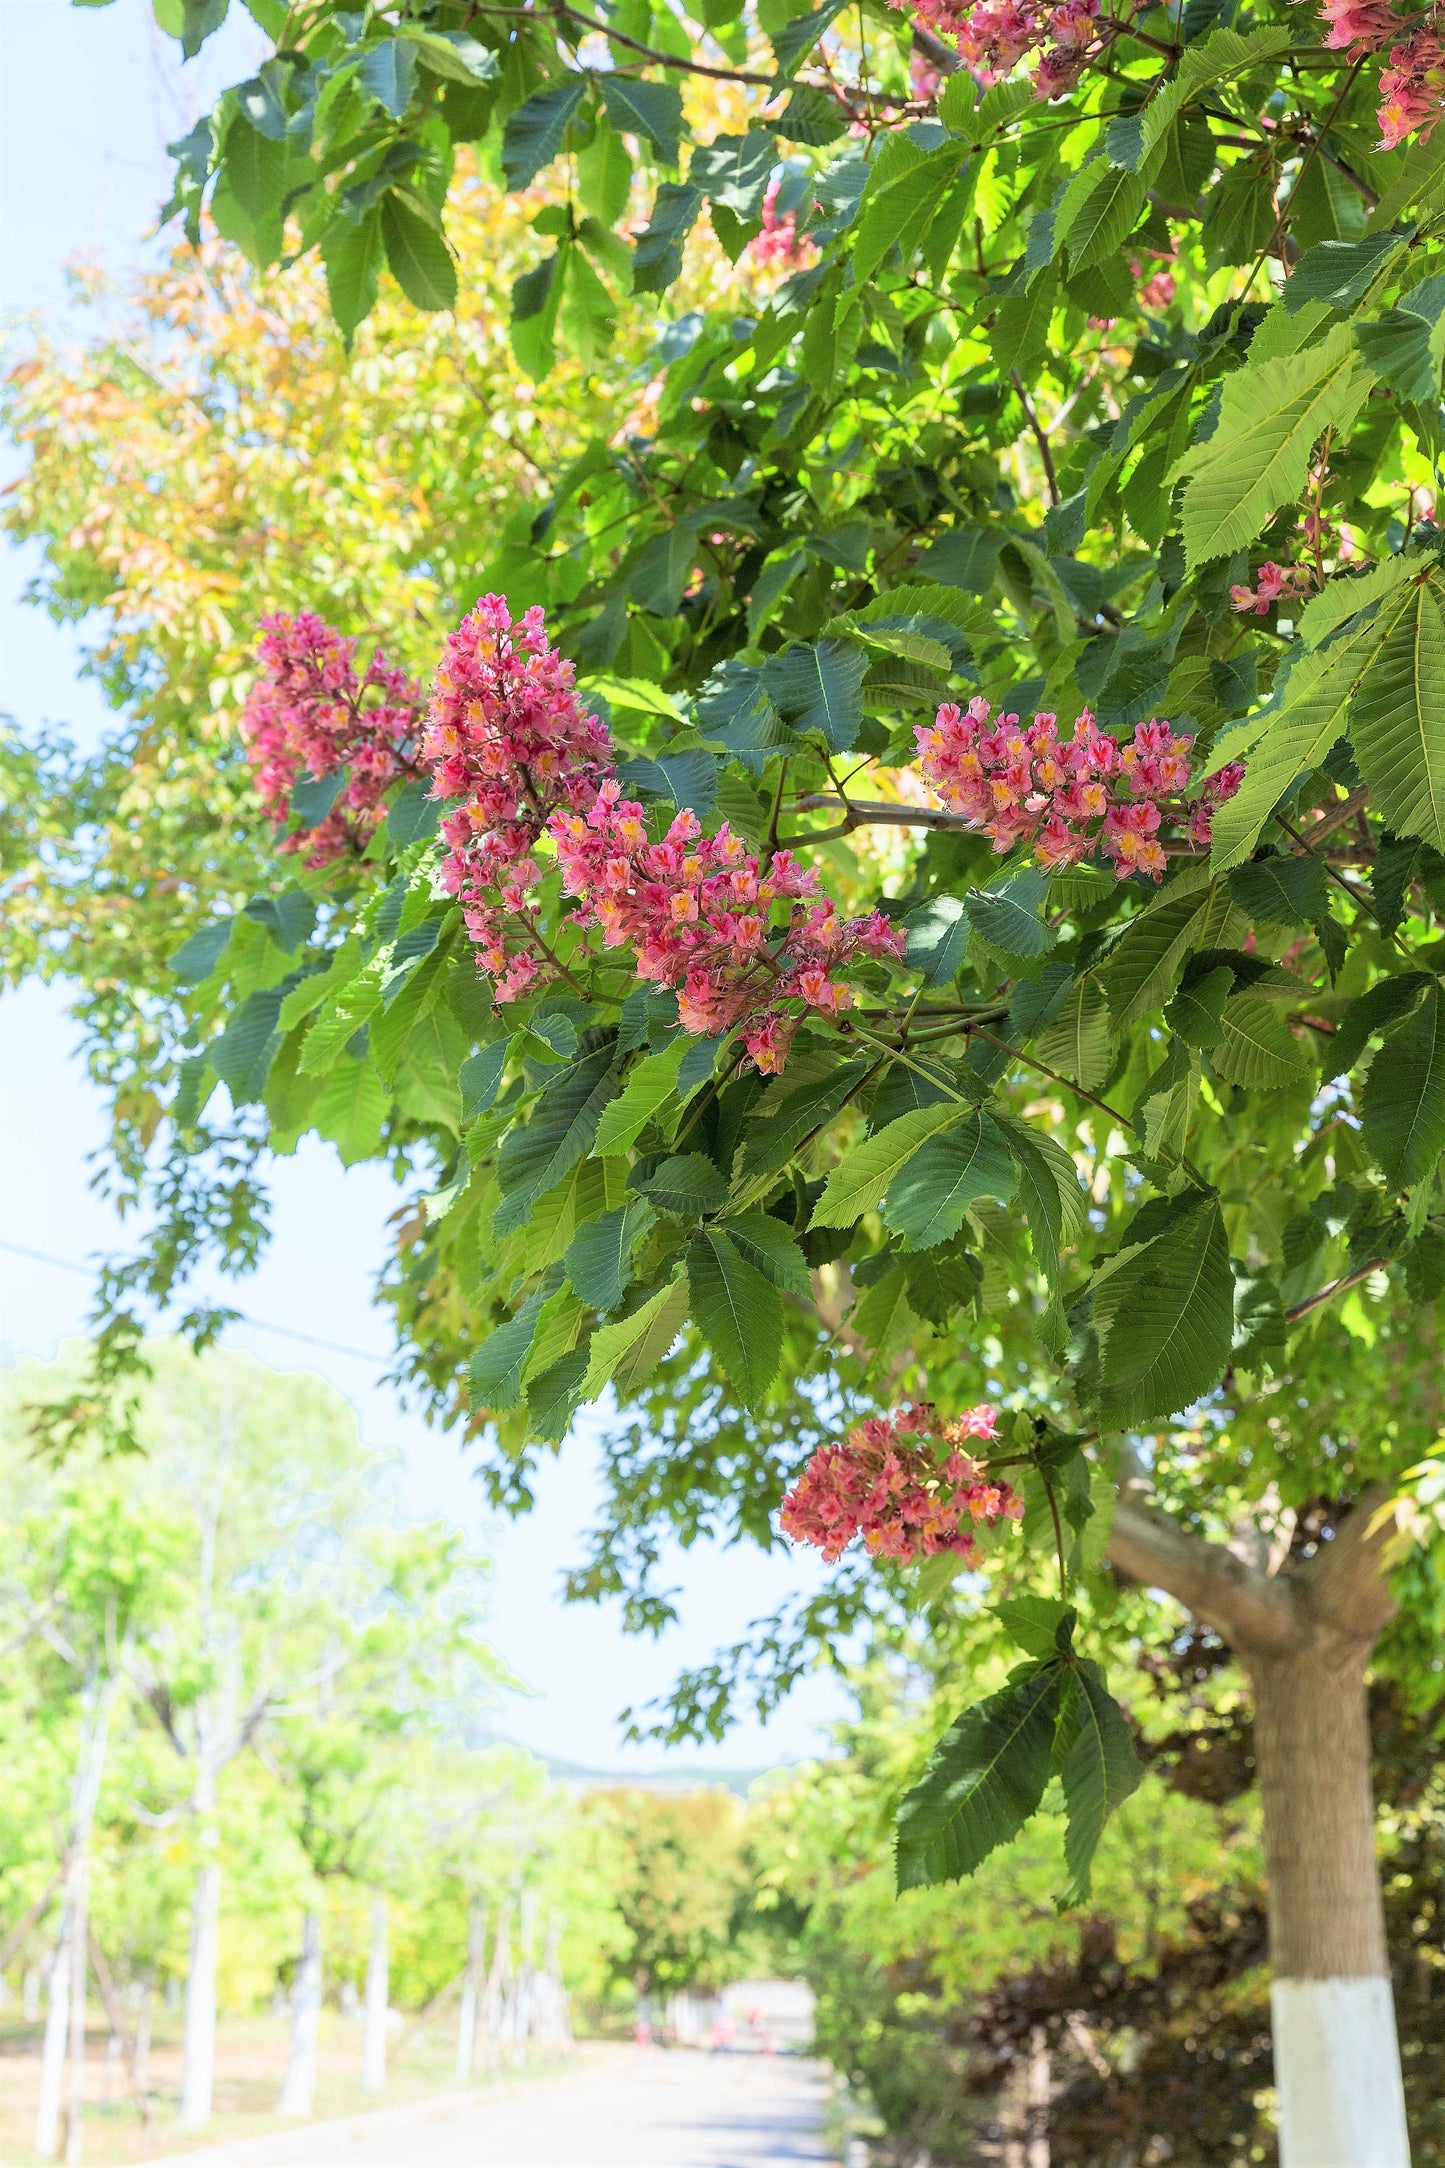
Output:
[1010, 370, 1061, 506]
[550, 1, 776, 83]
[1285, 1257, 1385, 1322]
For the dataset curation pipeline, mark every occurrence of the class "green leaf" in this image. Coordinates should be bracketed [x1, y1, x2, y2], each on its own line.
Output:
[526, 1348, 590, 1441]
[469, 1288, 547, 1412]
[812, 1105, 966, 1230]
[598, 75, 683, 164]
[503, 77, 588, 189]
[777, 86, 847, 145]
[690, 130, 777, 217]
[460, 1041, 510, 1119]
[380, 193, 456, 312]
[1325, 973, 1428, 1079]
[968, 868, 1054, 959]
[1058, 1662, 1143, 1904]
[895, 1664, 1065, 1891]
[721, 1212, 811, 1296]
[995, 1596, 1074, 1660]
[851, 136, 965, 287]
[882, 1110, 1016, 1251]
[734, 1060, 871, 1185]
[1100, 872, 1227, 1024]
[904, 895, 971, 986]
[686, 1229, 783, 1406]
[630, 1151, 730, 1216]
[632, 182, 703, 293]
[1209, 615, 1396, 869]
[769, 0, 846, 80]
[1034, 977, 1112, 1090]
[991, 1112, 1087, 1287]
[1350, 574, 1445, 850]
[764, 639, 868, 753]
[1131, 26, 1292, 162]
[313, 1055, 388, 1166]
[323, 211, 383, 341]
[495, 1045, 621, 1232]
[1179, 327, 1372, 568]
[1228, 852, 1330, 927]
[564, 1200, 656, 1314]
[1165, 964, 1232, 1050]
[210, 988, 284, 1104]
[594, 1039, 688, 1154]
[849, 1264, 916, 1370]
[358, 39, 417, 116]
[1056, 161, 1146, 273]
[1284, 229, 1411, 313]
[582, 1275, 690, 1398]
[170, 919, 234, 984]
[1092, 1194, 1234, 1425]
[1362, 982, 1445, 1186]
[1211, 994, 1313, 1091]
[398, 26, 500, 85]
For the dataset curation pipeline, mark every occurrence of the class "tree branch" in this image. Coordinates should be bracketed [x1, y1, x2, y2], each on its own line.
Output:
[1107, 1491, 1301, 1655]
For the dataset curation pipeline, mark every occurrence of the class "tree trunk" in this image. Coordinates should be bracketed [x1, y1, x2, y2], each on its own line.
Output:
[363, 1899, 388, 2094]
[64, 1850, 89, 2167]
[277, 1910, 322, 2117]
[455, 1897, 484, 2083]
[1108, 1479, 1411, 2168]
[180, 1854, 222, 2129]
[1024, 2024, 1050, 2168]
[1251, 1644, 1410, 2167]
[35, 1910, 72, 2161]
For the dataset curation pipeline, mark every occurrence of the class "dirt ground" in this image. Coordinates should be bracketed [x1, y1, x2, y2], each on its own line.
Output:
[0, 2011, 562, 2166]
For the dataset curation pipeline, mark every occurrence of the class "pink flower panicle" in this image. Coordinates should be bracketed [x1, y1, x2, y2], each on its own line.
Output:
[1376, 21, 1445, 143]
[779, 1403, 1022, 1566]
[915, 700, 1242, 878]
[1229, 561, 1314, 616]
[891, 0, 1102, 97]
[421, 595, 904, 1065]
[422, 594, 614, 1004]
[242, 612, 423, 867]
[550, 785, 904, 1074]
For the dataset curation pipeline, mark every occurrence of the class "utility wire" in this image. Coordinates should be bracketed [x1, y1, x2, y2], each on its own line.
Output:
[0, 1239, 389, 1368]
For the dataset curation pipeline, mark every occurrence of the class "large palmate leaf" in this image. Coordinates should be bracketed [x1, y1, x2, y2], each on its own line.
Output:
[581, 1276, 690, 1399]
[1350, 573, 1445, 849]
[564, 1200, 656, 1313]
[1091, 1194, 1234, 1425]
[1210, 995, 1313, 1091]
[1362, 983, 1445, 1185]
[1100, 872, 1227, 1024]
[1178, 326, 1372, 568]
[895, 1662, 1065, 1891]
[494, 1044, 621, 1233]
[764, 639, 869, 752]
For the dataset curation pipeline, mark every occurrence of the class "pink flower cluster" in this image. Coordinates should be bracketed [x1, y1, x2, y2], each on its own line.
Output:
[893, 0, 1103, 97]
[749, 178, 817, 271]
[422, 594, 903, 1065]
[1229, 561, 1314, 615]
[551, 785, 904, 1073]
[423, 595, 614, 1003]
[242, 612, 422, 867]
[779, 1403, 1021, 1565]
[915, 700, 1245, 878]
[1318, 0, 1445, 145]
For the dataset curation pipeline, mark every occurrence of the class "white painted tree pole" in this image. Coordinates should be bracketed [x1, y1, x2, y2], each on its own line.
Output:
[455, 1897, 485, 2083]
[35, 1912, 72, 2161]
[1109, 1476, 1412, 2168]
[362, 1900, 388, 2094]
[1254, 1650, 1410, 2168]
[180, 1829, 222, 2129]
[277, 1911, 323, 2118]
[63, 1851, 90, 2168]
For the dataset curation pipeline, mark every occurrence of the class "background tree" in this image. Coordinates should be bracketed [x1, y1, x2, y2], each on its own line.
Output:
[579, 1787, 749, 2018]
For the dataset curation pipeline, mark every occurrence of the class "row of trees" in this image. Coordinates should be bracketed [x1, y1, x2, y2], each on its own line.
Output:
[0, 1343, 638, 2159]
[17, 0, 1445, 2147]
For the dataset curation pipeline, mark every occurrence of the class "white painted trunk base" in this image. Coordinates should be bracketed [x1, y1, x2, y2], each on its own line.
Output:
[1271, 1977, 1411, 2168]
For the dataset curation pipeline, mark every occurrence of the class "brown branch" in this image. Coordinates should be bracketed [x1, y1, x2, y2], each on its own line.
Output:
[793, 794, 971, 833]
[551, 2, 775, 82]
[1285, 1256, 1385, 1323]
[0, 1873, 61, 1974]
[1107, 1492, 1301, 1655]
[1010, 370, 1061, 505]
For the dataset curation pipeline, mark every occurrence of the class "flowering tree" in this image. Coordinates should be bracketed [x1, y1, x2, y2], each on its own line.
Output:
[34, 0, 1445, 2152]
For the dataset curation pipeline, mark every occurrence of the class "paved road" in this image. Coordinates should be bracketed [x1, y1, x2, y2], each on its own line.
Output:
[146, 2047, 835, 2168]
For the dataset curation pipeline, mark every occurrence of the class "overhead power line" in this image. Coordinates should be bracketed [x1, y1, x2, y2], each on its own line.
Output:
[0, 1239, 389, 1368]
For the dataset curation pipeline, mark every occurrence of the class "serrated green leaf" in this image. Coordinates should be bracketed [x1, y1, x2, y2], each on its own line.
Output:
[1100, 872, 1227, 1025]
[503, 77, 588, 189]
[851, 135, 965, 286]
[1325, 973, 1428, 1079]
[1295, 556, 1416, 650]
[721, 1212, 811, 1296]
[764, 639, 868, 753]
[882, 1110, 1016, 1251]
[734, 1060, 871, 1186]
[631, 1151, 729, 1216]
[323, 211, 382, 340]
[1351, 575, 1445, 850]
[1092, 1194, 1234, 1425]
[812, 1104, 966, 1230]
[991, 1111, 1087, 1288]
[470, 1287, 547, 1413]
[1362, 982, 1445, 1185]
[686, 1229, 783, 1406]
[1179, 327, 1372, 568]
[1035, 977, 1112, 1089]
[1058, 1662, 1143, 1904]
[380, 192, 456, 312]
[582, 1275, 690, 1399]
[1211, 994, 1312, 1091]
[564, 1199, 657, 1313]
[210, 988, 284, 1104]
[690, 129, 777, 216]
[995, 1596, 1074, 1659]
[313, 1055, 389, 1166]
[895, 1664, 1065, 1891]
[598, 74, 683, 164]
[594, 1038, 688, 1154]
[495, 1045, 621, 1232]
[968, 868, 1054, 959]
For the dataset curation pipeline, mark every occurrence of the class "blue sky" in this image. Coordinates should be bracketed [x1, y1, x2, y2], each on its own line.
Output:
[0, 0, 848, 1774]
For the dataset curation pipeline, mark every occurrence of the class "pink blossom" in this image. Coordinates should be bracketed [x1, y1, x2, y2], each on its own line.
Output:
[1229, 561, 1313, 616]
[780, 1402, 1021, 1565]
[1320, 0, 1397, 53]
[749, 178, 818, 271]
[241, 612, 423, 867]
[1377, 22, 1445, 144]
